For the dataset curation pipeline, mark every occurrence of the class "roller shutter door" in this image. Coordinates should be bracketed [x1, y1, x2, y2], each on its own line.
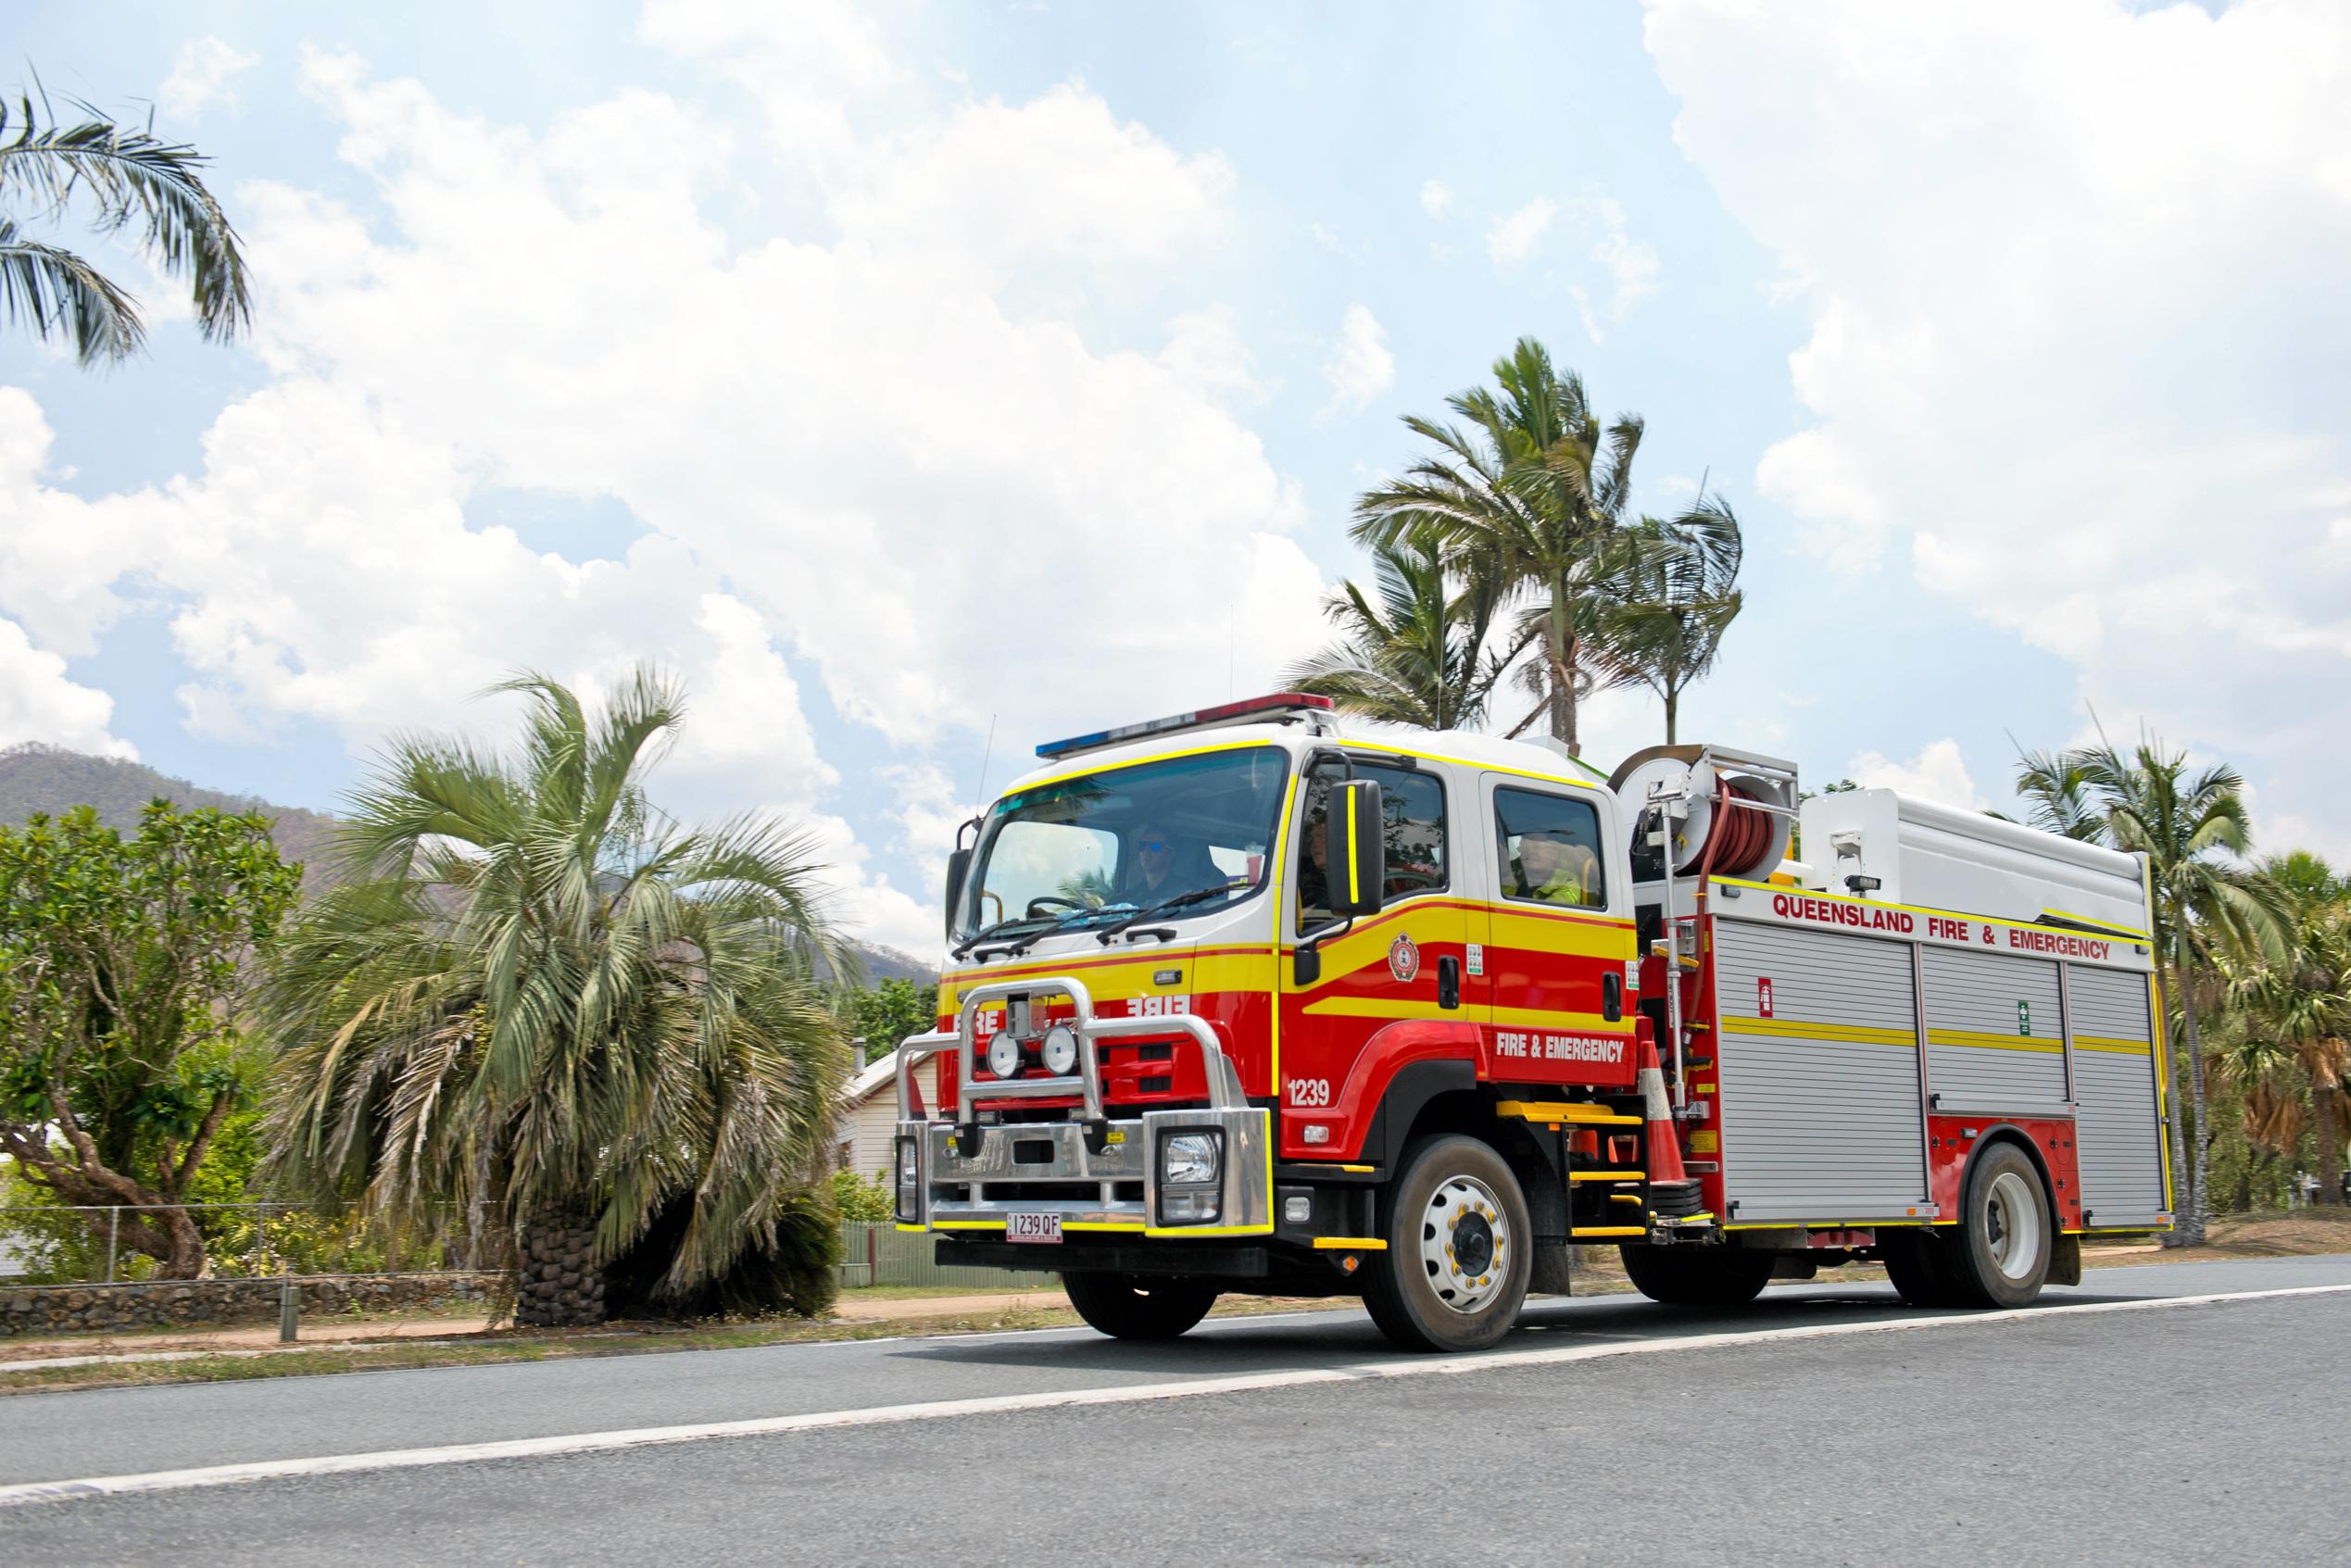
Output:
[2068, 967, 2167, 1227]
[1713, 918, 1926, 1222]
[1921, 947, 2067, 1115]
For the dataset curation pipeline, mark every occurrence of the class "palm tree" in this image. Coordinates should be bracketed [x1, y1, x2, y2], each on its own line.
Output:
[1353, 337, 1643, 754]
[1285, 531, 1517, 731]
[262, 669, 854, 1323]
[1586, 497, 1744, 745]
[1, 87, 251, 364]
[2074, 741, 2286, 1244]
[2013, 746, 2104, 843]
[2226, 853, 2351, 1206]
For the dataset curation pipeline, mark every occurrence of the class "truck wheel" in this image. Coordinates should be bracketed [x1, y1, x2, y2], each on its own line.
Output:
[1877, 1229, 1965, 1308]
[1363, 1135, 1532, 1353]
[1061, 1273, 1218, 1340]
[1619, 1245, 1773, 1306]
[1948, 1142, 2054, 1309]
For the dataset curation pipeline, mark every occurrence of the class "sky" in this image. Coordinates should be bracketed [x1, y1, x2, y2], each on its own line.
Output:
[3, 0, 2347, 960]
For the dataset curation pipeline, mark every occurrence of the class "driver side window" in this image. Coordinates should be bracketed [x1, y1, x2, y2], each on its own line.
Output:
[1294, 759, 1449, 934]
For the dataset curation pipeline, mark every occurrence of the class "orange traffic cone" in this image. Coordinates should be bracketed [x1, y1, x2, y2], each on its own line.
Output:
[1635, 1021, 1704, 1218]
[1635, 1022, 1688, 1185]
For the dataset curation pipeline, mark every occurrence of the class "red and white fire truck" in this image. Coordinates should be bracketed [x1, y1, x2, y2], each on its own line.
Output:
[894, 695, 2172, 1352]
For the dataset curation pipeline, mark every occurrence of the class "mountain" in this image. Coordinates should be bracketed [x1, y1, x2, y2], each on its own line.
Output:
[0, 745, 937, 983]
[0, 743, 343, 894]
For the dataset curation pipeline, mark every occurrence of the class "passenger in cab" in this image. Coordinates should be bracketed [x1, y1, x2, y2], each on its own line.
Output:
[1517, 830, 1603, 908]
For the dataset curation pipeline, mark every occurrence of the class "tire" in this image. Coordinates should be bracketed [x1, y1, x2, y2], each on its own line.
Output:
[1877, 1228, 1966, 1308]
[1061, 1273, 1218, 1340]
[1947, 1142, 2054, 1309]
[1363, 1135, 1533, 1353]
[1619, 1244, 1774, 1306]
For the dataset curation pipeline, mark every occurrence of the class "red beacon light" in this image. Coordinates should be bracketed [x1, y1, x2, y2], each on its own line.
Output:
[1034, 693, 1334, 759]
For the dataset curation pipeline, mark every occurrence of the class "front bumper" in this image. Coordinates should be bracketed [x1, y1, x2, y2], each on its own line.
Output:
[899, 1106, 1274, 1237]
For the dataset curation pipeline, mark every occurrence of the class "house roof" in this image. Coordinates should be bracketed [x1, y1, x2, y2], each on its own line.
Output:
[843, 1054, 899, 1106]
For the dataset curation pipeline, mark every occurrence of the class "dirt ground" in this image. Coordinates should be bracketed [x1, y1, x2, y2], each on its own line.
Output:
[2194, 1205, 2351, 1256]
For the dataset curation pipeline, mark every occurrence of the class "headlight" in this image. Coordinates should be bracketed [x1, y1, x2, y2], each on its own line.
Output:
[1040, 1023, 1079, 1075]
[894, 1138, 918, 1221]
[1161, 1131, 1222, 1186]
[987, 1031, 1022, 1079]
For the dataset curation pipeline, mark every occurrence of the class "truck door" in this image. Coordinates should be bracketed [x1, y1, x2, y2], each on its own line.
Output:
[1276, 754, 1471, 1137]
[1480, 773, 1639, 1092]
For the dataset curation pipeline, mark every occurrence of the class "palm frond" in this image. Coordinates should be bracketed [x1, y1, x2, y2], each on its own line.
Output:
[0, 92, 252, 358]
[0, 216, 143, 361]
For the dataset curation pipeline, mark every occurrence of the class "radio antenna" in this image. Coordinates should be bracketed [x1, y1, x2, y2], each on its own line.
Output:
[972, 713, 999, 808]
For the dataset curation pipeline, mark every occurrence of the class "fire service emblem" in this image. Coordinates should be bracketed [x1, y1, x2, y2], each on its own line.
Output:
[1388, 933, 1421, 984]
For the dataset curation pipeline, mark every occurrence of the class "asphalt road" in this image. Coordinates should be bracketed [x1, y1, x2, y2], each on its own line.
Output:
[3, 1253, 2346, 1564]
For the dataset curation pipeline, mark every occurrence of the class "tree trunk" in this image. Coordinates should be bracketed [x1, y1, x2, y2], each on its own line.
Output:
[2179, 979, 2212, 1244]
[2312, 1060, 2344, 1207]
[1663, 686, 1678, 746]
[1543, 583, 1581, 754]
[2158, 961, 2198, 1248]
[157, 1207, 211, 1280]
[513, 1212, 609, 1328]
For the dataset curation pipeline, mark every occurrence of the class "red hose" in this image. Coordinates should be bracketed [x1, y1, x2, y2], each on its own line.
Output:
[1698, 782, 1776, 881]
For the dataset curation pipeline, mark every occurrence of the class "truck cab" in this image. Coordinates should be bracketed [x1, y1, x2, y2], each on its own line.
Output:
[895, 695, 1655, 1350]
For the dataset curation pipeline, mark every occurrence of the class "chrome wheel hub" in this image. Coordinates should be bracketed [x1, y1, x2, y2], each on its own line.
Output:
[1985, 1170, 2043, 1283]
[1419, 1173, 1511, 1315]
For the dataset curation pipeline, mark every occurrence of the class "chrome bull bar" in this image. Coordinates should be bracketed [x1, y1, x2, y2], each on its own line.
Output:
[892, 975, 1249, 1127]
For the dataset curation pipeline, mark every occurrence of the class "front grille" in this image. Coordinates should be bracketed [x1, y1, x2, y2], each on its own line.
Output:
[980, 1181, 1100, 1202]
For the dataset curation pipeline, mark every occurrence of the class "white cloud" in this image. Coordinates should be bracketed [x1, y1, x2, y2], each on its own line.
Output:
[1419, 179, 1452, 220]
[158, 36, 258, 120]
[1646, 0, 2351, 855]
[1569, 187, 1659, 342]
[1847, 739, 1989, 813]
[0, 616, 133, 759]
[1486, 196, 1559, 265]
[4, 35, 1327, 955]
[1319, 303, 1394, 420]
[1157, 305, 1265, 406]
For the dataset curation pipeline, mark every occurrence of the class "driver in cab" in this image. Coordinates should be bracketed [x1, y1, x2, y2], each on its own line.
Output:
[1117, 821, 1229, 906]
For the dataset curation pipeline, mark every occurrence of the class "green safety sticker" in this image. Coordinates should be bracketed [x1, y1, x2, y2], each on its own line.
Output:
[2018, 999, 2031, 1036]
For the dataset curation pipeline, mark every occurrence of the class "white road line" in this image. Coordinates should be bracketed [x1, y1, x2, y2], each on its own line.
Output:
[3, 1283, 2344, 1509]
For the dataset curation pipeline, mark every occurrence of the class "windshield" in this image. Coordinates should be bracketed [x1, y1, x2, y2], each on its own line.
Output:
[954, 746, 1292, 943]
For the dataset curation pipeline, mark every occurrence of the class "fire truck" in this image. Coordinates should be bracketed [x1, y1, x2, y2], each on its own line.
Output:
[893, 694, 2172, 1352]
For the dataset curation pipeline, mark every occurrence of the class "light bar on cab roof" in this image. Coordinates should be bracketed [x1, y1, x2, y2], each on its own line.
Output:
[1035, 693, 1335, 759]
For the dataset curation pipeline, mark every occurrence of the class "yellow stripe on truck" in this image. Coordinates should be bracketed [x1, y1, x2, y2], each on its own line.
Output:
[1719, 1014, 1915, 1047]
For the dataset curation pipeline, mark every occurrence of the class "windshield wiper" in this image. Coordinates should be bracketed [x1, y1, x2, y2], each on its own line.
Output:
[1095, 884, 1238, 945]
[1000, 903, 1135, 959]
[949, 915, 1053, 961]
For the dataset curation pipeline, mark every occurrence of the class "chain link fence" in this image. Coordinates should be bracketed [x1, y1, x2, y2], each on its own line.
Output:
[0, 1200, 498, 1286]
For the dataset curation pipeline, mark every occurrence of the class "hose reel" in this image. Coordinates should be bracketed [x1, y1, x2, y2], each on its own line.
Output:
[1609, 745, 1796, 883]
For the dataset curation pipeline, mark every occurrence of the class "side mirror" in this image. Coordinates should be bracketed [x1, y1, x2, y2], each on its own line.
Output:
[943, 846, 974, 939]
[1332, 779, 1386, 918]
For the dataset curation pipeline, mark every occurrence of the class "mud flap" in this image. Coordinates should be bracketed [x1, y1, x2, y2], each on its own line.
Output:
[1530, 1241, 1576, 1296]
[2051, 1232, 2082, 1287]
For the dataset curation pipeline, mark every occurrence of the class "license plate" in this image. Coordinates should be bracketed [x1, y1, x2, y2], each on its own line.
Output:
[1005, 1212, 1063, 1245]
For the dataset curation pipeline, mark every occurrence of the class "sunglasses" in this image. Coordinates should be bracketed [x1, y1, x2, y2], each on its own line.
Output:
[1138, 840, 1172, 854]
